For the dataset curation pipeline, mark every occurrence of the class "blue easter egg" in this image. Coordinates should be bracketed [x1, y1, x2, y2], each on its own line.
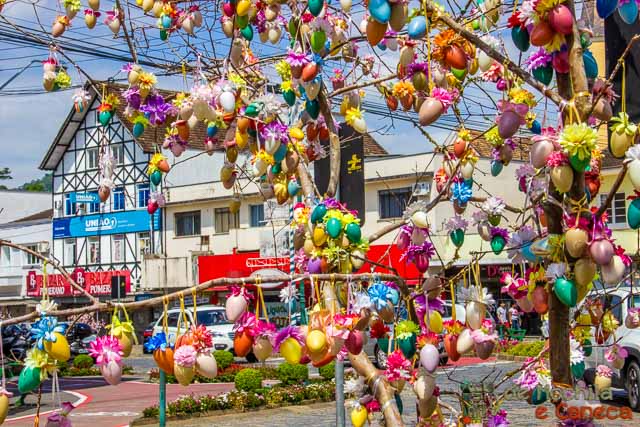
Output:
[207, 125, 217, 137]
[161, 14, 172, 29]
[387, 288, 400, 305]
[490, 160, 503, 177]
[619, 0, 638, 24]
[583, 50, 598, 79]
[288, 180, 300, 197]
[378, 42, 387, 50]
[273, 144, 288, 162]
[368, 0, 391, 24]
[133, 122, 144, 138]
[407, 16, 426, 40]
[597, 0, 619, 18]
[529, 120, 542, 134]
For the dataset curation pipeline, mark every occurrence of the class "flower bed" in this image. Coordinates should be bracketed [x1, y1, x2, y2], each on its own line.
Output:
[501, 340, 545, 357]
[147, 364, 279, 384]
[58, 364, 134, 377]
[137, 381, 335, 422]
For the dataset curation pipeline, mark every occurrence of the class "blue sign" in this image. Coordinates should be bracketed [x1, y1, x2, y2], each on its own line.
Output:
[70, 192, 100, 204]
[53, 209, 161, 239]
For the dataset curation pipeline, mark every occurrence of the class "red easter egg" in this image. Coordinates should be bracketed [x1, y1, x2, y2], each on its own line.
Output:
[530, 21, 554, 46]
[548, 4, 573, 35]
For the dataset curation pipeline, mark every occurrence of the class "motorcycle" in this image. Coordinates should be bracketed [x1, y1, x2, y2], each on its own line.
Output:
[1, 324, 33, 361]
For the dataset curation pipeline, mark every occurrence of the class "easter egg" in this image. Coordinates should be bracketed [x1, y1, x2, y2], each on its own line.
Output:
[532, 64, 554, 86]
[589, 239, 614, 266]
[240, 24, 253, 41]
[419, 344, 440, 373]
[368, 0, 391, 24]
[530, 21, 554, 46]
[195, 352, 218, 379]
[226, 293, 248, 322]
[619, 0, 638, 24]
[444, 45, 467, 69]
[407, 16, 426, 39]
[306, 330, 327, 354]
[310, 30, 326, 53]
[565, 228, 588, 258]
[44, 332, 70, 362]
[0, 394, 8, 425]
[418, 97, 444, 126]
[99, 110, 113, 126]
[583, 50, 599, 79]
[366, 18, 386, 46]
[280, 337, 302, 364]
[234, 331, 253, 357]
[253, 337, 273, 362]
[425, 310, 443, 333]
[18, 366, 41, 393]
[345, 330, 364, 354]
[173, 364, 194, 386]
[597, 0, 618, 18]
[305, 99, 320, 119]
[490, 235, 506, 255]
[133, 122, 145, 138]
[511, 26, 530, 52]
[309, 0, 324, 16]
[628, 198, 640, 229]
[345, 222, 361, 243]
[154, 348, 174, 374]
[311, 203, 328, 223]
[456, 328, 475, 354]
[554, 277, 577, 307]
[444, 334, 460, 361]
[601, 255, 626, 286]
[351, 406, 368, 427]
[548, 4, 574, 35]
[389, 2, 407, 31]
[490, 160, 503, 176]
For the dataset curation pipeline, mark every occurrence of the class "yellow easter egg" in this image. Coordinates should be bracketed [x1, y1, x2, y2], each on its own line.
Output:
[280, 337, 302, 364]
[306, 330, 327, 354]
[236, 0, 251, 16]
[44, 332, 70, 362]
[236, 130, 249, 150]
[312, 226, 327, 246]
[425, 311, 443, 334]
[303, 238, 315, 255]
[350, 406, 368, 427]
[116, 332, 133, 357]
[289, 127, 304, 140]
[0, 394, 9, 424]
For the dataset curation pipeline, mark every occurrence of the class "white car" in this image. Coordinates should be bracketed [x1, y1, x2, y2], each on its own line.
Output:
[152, 305, 240, 358]
[584, 287, 640, 410]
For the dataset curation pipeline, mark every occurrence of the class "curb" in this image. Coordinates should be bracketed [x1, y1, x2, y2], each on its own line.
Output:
[129, 399, 335, 426]
[496, 354, 547, 363]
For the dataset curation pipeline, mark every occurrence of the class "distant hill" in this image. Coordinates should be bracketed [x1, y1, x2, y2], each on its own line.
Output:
[17, 173, 52, 192]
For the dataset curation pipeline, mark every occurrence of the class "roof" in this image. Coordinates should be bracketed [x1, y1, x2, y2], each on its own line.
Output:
[453, 129, 530, 161]
[41, 82, 387, 171]
[9, 209, 53, 223]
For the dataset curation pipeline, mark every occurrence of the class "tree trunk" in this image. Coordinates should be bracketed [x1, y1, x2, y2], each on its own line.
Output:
[348, 351, 404, 427]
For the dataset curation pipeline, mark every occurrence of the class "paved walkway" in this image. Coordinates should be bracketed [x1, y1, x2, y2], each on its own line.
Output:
[4, 376, 234, 427]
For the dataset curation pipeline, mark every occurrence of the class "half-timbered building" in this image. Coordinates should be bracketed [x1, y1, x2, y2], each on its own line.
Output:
[38, 84, 164, 302]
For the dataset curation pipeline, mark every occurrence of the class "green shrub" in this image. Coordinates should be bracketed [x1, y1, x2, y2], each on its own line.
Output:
[234, 368, 263, 392]
[73, 354, 94, 369]
[318, 361, 335, 380]
[214, 350, 234, 370]
[504, 340, 545, 357]
[277, 362, 309, 385]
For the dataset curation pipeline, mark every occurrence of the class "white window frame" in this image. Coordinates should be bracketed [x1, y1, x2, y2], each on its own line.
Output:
[86, 147, 99, 170]
[113, 145, 125, 165]
[139, 232, 151, 257]
[600, 193, 626, 226]
[113, 235, 125, 262]
[64, 239, 76, 265]
[88, 237, 100, 264]
[25, 244, 39, 265]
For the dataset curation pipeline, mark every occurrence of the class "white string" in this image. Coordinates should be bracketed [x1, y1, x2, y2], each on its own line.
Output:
[0, 321, 5, 391]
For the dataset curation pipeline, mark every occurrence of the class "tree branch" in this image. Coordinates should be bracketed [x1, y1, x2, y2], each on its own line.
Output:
[596, 160, 630, 217]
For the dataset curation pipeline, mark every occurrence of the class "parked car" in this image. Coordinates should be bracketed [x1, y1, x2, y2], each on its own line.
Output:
[367, 302, 466, 369]
[151, 305, 252, 361]
[59, 322, 96, 358]
[1, 323, 33, 361]
[584, 287, 640, 410]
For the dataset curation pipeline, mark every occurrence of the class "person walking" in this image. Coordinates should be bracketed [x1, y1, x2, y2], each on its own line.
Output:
[497, 302, 507, 325]
[509, 305, 521, 330]
[541, 312, 549, 339]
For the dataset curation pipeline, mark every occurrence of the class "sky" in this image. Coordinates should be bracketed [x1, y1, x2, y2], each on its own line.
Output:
[0, 0, 568, 185]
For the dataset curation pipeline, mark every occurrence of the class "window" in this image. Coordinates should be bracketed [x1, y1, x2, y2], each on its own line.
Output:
[64, 239, 76, 265]
[64, 194, 77, 216]
[378, 187, 412, 219]
[600, 193, 626, 225]
[214, 208, 239, 234]
[250, 204, 265, 227]
[166, 312, 180, 328]
[113, 235, 125, 262]
[88, 191, 100, 214]
[175, 211, 201, 237]
[1, 246, 10, 266]
[25, 244, 39, 265]
[88, 237, 100, 264]
[139, 232, 151, 256]
[86, 148, 99, 169]
[113, 187, 125, 211]
[197, 310, 230, 325]
[138, 184, 150, 208]
[113, 145, 125, 165]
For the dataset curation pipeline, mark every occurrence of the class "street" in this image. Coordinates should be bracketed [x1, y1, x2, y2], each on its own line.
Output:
[3, 356, 637, 427]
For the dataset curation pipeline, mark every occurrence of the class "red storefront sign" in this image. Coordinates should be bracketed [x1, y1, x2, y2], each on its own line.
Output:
[26, 268, 131, 297]
[197, 244, 423, 285]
